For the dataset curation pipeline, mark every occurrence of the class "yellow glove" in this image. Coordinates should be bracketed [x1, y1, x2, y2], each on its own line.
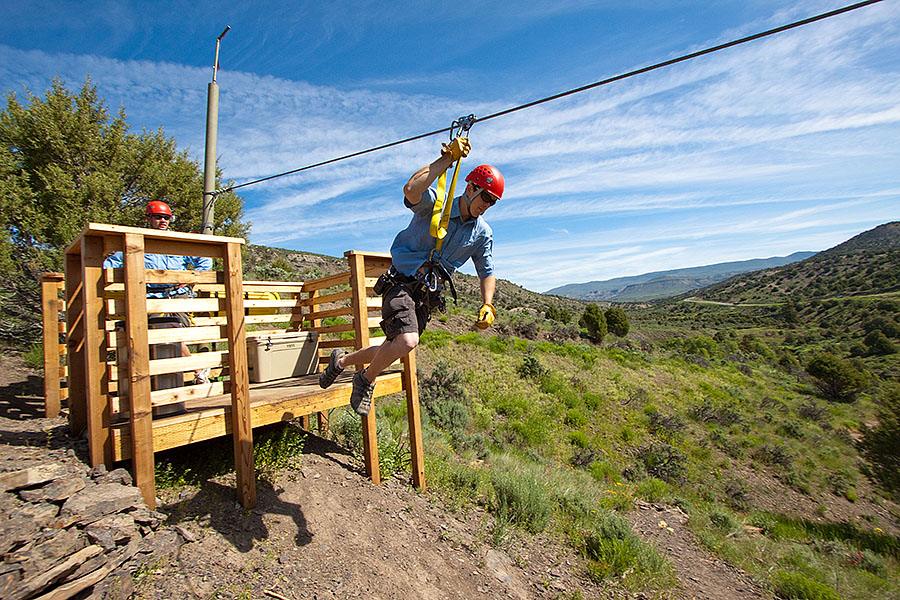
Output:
[441, 137, 470, 162]
[475, 303, 495, 329]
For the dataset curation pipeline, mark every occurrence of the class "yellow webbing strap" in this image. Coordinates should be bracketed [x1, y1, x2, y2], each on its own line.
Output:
[430, 156, 463, 252]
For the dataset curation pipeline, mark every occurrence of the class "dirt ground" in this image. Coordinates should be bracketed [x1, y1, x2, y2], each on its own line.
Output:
[0, 351, 783, 599]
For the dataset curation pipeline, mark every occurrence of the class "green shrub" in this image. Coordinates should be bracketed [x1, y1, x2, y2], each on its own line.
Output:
[516, 354, 547, 381]
[805, 352, 868, 401]
[254, 423, 306, 477]
[635, 477, 669, 502]
[579, 304, 607, 342]
[565, 408, 587, 427]
[604, 307, 629, 337]
[590, 461, 621, 484]
[636, 443, 687, 483]
[769, 570, 840, 600]
[568, 430, 589, 448]
[420, 361, 470, 437]
[490, 468, 551, 533]
[23, 343, 44, 369]
[862, 382, 900, 493]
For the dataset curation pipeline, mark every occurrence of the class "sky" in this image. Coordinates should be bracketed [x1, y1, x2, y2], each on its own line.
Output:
[1, 0, 898, 292]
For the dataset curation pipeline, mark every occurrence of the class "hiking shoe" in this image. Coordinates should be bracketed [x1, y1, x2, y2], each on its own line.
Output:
[319, 349, 346, 389]
[350, 370, 375, 416]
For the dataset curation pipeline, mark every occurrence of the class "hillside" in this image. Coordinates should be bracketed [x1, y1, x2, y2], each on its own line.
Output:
[695, 222, 900, 304]
[2, 231, 899, 600]
[545, 252, 815, 302]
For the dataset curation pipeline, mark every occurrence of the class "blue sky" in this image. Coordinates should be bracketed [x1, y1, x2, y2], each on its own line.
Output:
[2, 1, 898, 292]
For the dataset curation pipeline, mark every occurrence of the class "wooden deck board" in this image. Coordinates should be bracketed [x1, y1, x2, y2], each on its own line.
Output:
[109, 370, 403, 460]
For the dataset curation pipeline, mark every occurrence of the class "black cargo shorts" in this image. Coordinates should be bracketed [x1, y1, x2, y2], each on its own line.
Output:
[380, 283, 430, 340]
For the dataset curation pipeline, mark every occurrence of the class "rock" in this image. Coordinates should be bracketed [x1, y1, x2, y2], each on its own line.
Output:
[0, 465, 67, 492]
[85, 514, 138, 550]
[93, 468, 133, 487]
[0, 517, 39, 555]
[128, 506, 166, 529]
[61, 483, 144, 526]
[9, 501, 59, 528]
[19, 475, 86, 503]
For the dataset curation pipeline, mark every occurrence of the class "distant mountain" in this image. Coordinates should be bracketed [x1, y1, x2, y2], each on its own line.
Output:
[695, 222, 900, 304]
[545, 252, 816, 302]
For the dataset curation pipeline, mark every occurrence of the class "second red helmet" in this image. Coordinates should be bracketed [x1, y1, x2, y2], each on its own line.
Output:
[146, 200, 173, 217]
[465, 165, 504, 200]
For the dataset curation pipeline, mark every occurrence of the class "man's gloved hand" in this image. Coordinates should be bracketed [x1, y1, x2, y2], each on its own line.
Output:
[441, 137, 470, 162]
[475, 303, 495, 329]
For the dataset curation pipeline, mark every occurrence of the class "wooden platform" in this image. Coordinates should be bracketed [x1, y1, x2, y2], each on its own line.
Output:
[51, 224, 424, 510]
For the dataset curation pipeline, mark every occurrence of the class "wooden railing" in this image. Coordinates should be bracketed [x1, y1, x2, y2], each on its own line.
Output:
[50, 224, 422, 510]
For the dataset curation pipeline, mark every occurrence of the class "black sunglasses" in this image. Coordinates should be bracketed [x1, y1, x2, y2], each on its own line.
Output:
[149, 213, 173, 220]
[478, 188, 498, 206]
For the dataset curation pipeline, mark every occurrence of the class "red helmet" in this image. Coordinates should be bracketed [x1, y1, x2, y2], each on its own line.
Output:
[465, 165, 504, 200]
[146, 200, 173, 217]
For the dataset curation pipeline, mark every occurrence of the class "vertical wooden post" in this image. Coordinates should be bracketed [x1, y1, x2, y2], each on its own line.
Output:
[223, 242, 256, 509]
[65, 253, 87, 436]
[402, 350, 425, 490]
[41, 273, 64, 418]
[81, 235, 112, 466]
[348, 252, 379, 484]
[123, 233, 156, 509]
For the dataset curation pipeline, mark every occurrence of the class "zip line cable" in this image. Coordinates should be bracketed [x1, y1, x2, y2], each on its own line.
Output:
[216, 0, 884, 196]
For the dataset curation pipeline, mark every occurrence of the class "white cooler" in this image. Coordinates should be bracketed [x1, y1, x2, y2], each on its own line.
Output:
[247, 331, 320, 383]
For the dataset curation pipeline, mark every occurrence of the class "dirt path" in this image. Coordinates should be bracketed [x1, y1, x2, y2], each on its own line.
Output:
[629, 503, 769, 600]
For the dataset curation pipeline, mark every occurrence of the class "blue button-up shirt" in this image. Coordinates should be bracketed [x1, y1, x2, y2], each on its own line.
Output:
[391, 187, 494, 279]
[103, 252, 212, 299]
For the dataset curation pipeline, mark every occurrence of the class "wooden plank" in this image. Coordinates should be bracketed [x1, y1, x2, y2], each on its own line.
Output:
[403, 350, 425, 490]
[81, 235, 112, 466]
[108, 351, 227, 379]
[348, 253, 379, 485]
[307, 322, 354, 335]
[145, 297, 222, 314]
[306, 305, 352, 321]
[65, 252, 87, 435]
[223, 241, 256, 509]
[151, 381, 226, 405]
[108, 268, 221, 285]
[108, 325, 224, 346]
[123, 232, 156, 509]
[301, 271, 350, 292]
[41, 274, 63, 418]
[109, 371, 404, 459]
[302, 289, 352, 307]
[145, 238, 224, 260]
[76, 222, 244, 245]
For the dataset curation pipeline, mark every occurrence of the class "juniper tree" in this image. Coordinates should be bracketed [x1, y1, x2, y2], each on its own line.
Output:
[0, 77, 249, 341]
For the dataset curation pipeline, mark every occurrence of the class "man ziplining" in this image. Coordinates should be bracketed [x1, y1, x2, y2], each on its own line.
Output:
[319, 137, 503, 416]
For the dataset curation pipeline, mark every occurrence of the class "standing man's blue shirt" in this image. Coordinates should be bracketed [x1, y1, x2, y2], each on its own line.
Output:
[103, 253, 212, 298]
[391, 187, 494, 279]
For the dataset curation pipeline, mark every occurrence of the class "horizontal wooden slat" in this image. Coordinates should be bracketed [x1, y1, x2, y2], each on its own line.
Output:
[108, 325, 225, 346]
[307, 306, 352, 321]
[109, 351, 228, 379]
[302, 271, 350, 292]
[151, 381, 227, 406]
[194, 314, 306, 327]
[144, 239, 224, 259]
[318, 339, 356, 349]
[107, 268, 221, 285]
[146, 297, 223, 313]
[308, 322, 354, 335]
[304, 290, 352, 308]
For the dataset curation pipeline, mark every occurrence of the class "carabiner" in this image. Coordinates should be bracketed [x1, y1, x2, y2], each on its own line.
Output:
[450, 114, 476, 141]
